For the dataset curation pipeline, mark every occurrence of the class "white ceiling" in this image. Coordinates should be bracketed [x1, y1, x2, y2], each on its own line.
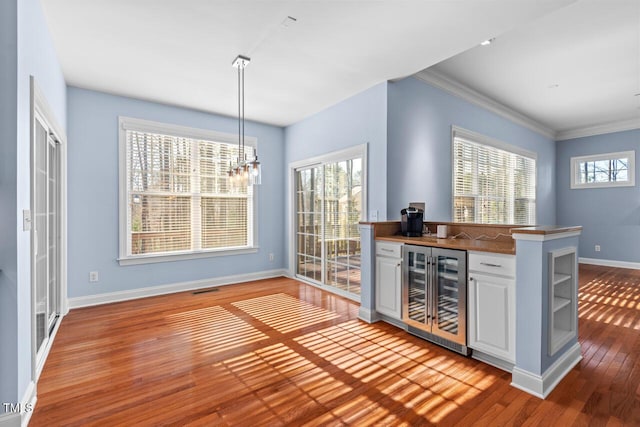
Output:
[430, 0, 640, 139]
[41, 0, 576, 127]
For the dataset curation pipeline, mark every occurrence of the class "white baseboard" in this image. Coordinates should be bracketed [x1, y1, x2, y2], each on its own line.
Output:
[68, 269, 288, 309]
[472, 350, 514, 373]
[358, 307, 379, 324]
[376, 313, 406, 330]
[579, 257, 640, 270]
[21, 381, 36, 427]
[511, 342, 582, 399]
[0, 381, 37, 427]
[0, 413, 19, 427]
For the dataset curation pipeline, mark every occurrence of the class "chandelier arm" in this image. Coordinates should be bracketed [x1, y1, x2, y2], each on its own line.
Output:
[242, 64, 245, 159]
[237, 64, 242, 165]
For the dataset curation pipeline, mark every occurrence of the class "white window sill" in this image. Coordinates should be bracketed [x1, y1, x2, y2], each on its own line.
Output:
[118, 247, 259, 266]
[570, 181, 635, 190]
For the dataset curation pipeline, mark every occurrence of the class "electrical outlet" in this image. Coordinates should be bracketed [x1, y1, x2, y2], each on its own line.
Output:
[370, 210, 379, 221]
[595, 245, 601, 252]
[269, 253, 275, 262]
[89, 271, 99, 282]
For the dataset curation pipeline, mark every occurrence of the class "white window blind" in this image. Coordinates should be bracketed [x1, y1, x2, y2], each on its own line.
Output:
[452, 128, 536, 225]
[120, 118, 255, 263]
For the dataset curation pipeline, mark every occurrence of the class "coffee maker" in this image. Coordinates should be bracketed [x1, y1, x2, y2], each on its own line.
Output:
[401, 207, 424, 237]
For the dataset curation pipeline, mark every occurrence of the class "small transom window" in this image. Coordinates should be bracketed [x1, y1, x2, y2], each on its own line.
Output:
[570, 151, 635, 189]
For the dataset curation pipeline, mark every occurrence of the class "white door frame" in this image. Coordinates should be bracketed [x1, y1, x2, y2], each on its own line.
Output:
[30, 76, 68, 380]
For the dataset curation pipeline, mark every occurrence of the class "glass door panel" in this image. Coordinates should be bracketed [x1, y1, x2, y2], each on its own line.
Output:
[47, 138, 59, 330]
[324, 159, 362, 296]
[435, 256, 459, 334]
[432, 250, 467, 344]
[295, 167, 323, 282]
[34, 117, 49, 355]
[405, 249, 428, 324]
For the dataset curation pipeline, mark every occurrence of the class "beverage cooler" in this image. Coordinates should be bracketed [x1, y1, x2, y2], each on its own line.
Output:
[402, 245, 469, 355]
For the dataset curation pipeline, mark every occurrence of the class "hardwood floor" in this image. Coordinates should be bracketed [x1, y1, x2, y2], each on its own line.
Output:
[31, 265, 640, 426]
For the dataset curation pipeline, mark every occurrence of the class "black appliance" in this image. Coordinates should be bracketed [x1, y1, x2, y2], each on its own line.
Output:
[401, 207, 423, 237]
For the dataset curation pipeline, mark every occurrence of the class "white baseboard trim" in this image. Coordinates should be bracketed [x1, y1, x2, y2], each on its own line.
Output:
[579, 257, 640, 270]
[21, 381, 36, 427]
[0, 413, 19, 427]
[68, 269, 288, 309]
[0, 381, 37, 427]
[376, 313, 406, 330]
[472, 350, 514, 374]
[358, 307, 379, 324]
[511, 342, 582, 399]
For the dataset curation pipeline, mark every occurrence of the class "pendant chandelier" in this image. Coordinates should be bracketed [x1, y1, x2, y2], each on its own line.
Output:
[228, 54, 261, 189]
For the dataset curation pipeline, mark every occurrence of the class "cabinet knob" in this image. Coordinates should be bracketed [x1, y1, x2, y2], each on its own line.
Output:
[469, 277, 473, 281]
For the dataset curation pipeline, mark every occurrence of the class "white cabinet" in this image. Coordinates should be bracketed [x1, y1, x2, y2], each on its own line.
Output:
[375, 242, 402, 320]
[468, 251, 516, 365]
[548, 247, 578, 356]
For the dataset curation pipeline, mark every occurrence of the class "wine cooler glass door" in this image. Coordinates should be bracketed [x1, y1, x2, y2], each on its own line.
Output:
[432, 249, 467, 344]
[403, 247, 428, 326]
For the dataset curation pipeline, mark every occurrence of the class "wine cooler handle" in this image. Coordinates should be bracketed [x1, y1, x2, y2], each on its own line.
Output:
[432, 257, 438, 322]
[425, 257, 430, 323]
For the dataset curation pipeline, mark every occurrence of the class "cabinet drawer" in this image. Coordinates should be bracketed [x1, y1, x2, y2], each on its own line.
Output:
[376, 241, 402, 258]
[469, 251, 515, 278]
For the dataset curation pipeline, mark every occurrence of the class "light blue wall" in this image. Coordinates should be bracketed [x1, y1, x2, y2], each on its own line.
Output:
[387, 77, 556, 225]
[0, 0, 19, 407]
[556, 129, 640, 263]
[66, 87, 285, 298]
[0, 0, 67, 407]
[284, 82, 388, 272]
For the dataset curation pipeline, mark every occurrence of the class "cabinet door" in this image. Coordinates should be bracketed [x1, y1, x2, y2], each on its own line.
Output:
[468, 272, 515, 362]
[375, 256, 402, 320]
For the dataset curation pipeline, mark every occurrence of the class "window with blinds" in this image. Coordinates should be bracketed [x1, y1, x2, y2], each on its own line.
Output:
[119, 117, 255, 264]
[452, 127, 536, 225]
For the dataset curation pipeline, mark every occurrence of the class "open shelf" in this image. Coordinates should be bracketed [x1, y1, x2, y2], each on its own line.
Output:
[553, 296, 571, 313]
[553, 273, 572, 286]
[548, 247, 577, 356]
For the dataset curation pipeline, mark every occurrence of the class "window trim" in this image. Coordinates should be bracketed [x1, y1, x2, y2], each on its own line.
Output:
[450, 126, 537, 225]
[570, 150, 635, 189]
[118, 116, 258, 266]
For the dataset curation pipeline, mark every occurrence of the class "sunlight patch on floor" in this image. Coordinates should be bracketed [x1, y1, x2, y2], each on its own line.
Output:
[165, 306, 268, 354]
[232, 293, 340, 333]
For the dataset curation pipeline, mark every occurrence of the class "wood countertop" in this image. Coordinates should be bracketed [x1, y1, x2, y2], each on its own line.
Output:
[510, 225, 582, 235]
[376, 235, 516, 255]
[363, 221, 581, 254]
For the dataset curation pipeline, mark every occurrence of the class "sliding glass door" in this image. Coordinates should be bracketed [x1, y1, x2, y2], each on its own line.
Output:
[33, 111, 61, 370]
[294, 148, 364, 300]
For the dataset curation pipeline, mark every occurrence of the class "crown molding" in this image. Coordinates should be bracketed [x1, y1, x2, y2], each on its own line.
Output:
[556, 117, 640, 141]
[414, 69, 556, 140]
